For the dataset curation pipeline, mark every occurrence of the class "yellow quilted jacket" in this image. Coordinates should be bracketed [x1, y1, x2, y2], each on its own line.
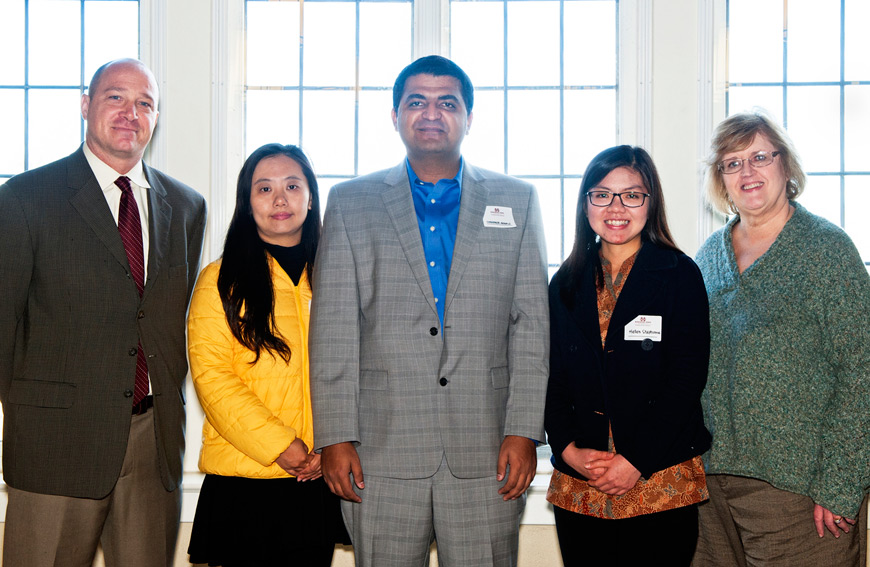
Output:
[187, 257, 313, 478]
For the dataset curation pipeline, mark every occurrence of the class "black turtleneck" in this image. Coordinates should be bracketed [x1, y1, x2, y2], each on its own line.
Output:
[264, 242, 306, 286]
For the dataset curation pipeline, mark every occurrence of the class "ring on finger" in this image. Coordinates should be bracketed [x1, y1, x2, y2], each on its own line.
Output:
[834, 517, 843, 524]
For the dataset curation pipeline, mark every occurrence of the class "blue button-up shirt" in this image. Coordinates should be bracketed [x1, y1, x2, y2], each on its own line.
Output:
[407, 158, 463, 329]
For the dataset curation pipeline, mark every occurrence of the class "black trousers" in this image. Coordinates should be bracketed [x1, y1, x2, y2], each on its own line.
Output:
[553, 503, 699, 567]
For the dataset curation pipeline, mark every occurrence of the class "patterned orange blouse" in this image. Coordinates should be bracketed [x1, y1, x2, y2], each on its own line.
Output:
[546, 249, 708, 519]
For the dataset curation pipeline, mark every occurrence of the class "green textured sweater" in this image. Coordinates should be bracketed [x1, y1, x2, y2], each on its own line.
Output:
[695, 202, 870, 518]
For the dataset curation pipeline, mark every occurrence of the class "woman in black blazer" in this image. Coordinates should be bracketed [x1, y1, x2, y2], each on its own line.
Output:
[545, 146, 711, 566]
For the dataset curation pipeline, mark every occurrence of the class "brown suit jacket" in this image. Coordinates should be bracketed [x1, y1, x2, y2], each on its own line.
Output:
[0, 147, 206, 498]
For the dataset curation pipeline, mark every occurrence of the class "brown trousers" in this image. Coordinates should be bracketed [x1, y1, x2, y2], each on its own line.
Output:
[3, 408, 181, 567]
[693, 474, 867, 567]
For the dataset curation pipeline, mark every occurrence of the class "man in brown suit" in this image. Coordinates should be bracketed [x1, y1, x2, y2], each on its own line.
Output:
[0, 58, 206, 566]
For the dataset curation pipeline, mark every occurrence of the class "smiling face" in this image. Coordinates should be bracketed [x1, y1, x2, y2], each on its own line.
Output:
[81, 61, 159, 173]
[585, 166, 650, 259]
[721, 133, 788, 218]
[249, 154, 312, 247]
[391, 73, 472, 164]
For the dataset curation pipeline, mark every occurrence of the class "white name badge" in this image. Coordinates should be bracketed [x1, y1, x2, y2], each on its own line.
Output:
[624, 315, 662, 342]
[482, 206, 516, 228]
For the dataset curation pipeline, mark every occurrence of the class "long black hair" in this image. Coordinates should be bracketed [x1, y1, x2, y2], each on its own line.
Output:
[560, 145, 679, 305]
[217, 143, 322, 363]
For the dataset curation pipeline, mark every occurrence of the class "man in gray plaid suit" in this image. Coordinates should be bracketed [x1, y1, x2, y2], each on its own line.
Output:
[310, 55, 549, 567]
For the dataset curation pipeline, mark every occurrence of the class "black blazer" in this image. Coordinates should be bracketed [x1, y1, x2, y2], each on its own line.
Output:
[0, 147, 206, 498]
[545, 241, 711, 479]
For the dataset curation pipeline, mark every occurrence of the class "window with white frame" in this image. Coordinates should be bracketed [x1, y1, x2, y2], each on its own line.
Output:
[451, 0, 618, 270]
[726, 0, 870, 269]
[244, 0, 413, 185]
[0, 0, 140, 184]
[244, 0, 619, 270]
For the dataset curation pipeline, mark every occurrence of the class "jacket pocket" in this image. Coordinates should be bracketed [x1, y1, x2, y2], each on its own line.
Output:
[8, 379, 76, 408]
[490, 366, 509, 389]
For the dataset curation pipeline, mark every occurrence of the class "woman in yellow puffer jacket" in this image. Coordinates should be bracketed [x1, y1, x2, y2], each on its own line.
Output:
[187, 144, 347, 567]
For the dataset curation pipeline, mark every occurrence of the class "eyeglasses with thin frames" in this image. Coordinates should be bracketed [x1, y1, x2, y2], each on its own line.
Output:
[717, 151, 781, 175]
[585, 190, 650, 208]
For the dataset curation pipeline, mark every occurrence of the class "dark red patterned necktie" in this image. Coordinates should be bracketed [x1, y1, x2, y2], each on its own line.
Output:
[116, 176, 149, 405]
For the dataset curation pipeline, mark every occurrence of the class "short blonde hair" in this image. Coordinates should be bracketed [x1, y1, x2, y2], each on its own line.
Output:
[705, 109, 807, 215]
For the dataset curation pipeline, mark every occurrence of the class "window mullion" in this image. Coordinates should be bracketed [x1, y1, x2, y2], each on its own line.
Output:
[415, 0, 447, 57]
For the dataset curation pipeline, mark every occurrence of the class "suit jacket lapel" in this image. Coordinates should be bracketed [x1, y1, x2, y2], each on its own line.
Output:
[604, 243, 669, 351]
[443, 164, 486, 314]
[66, 149, 131, 275]
[381, 163, 438, 314]
[143, 164, 172, 297]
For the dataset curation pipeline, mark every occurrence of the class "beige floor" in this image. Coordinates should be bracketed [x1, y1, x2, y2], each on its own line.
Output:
[0, 522, 866, 566]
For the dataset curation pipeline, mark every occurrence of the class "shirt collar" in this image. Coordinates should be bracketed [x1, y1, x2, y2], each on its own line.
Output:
[82, 142, 151, 192]
[405, 157, 464, 193]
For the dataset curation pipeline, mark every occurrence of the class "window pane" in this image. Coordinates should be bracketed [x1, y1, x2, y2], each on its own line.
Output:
[0, 1, 25, 84]
[844, 175, 870, 264]
[507, 90, 560, 175]
[246, 0, 415, 178]
[461, 90, 505, 172]
[563, 180, 581, 259]
[29, 89, 83, 169]
[451, 2, 505, 88]
[0, 90, 25, 176]
[564, 89, 616, 176]
[798, 174, 841, 227]
[247, 2, 300, 86]
[535, 178, 563, 263]
[359, 3, 412, 87]
[728, 0, 783, 84]
[845, 85, 870, 171]
[245, 90, 300, 155]
[787, 86, 840, 172]
[303, 90, 357, 174]
[29, 0, 82, 86]
[507, 1, 560, 87]
[727, 86, 783, 122]
[359, 89, 406, 174]
[564, 0, 616, 86]
[787, 0, 840, 82]
[304, 3, 356, 87]
[845, 0, 870, 81]
[84, 1, 139, 84]
[451, 0, 616, 266]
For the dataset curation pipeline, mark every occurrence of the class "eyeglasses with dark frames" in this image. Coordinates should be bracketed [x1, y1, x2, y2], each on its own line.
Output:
[585, 190, 651, 208]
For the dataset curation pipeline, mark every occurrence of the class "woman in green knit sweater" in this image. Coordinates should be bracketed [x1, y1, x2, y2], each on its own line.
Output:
[693, 110, 869, 566]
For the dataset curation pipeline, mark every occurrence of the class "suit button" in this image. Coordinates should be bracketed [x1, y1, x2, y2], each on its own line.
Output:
[439, 377, 448, 386]
[128, 347, 138, 356]
[642, 338, 654, 351]
[137, 310, 145, 319]
[124, 389, 134, 398]
[429, 327, 438, 336]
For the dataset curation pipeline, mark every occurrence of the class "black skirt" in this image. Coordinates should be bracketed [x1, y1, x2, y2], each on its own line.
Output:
[188, 474, 350, 567]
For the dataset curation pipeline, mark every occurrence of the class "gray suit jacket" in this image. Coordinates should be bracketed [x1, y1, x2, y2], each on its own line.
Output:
[310, 161, 549, 479]
[0, 147, 206, 498]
